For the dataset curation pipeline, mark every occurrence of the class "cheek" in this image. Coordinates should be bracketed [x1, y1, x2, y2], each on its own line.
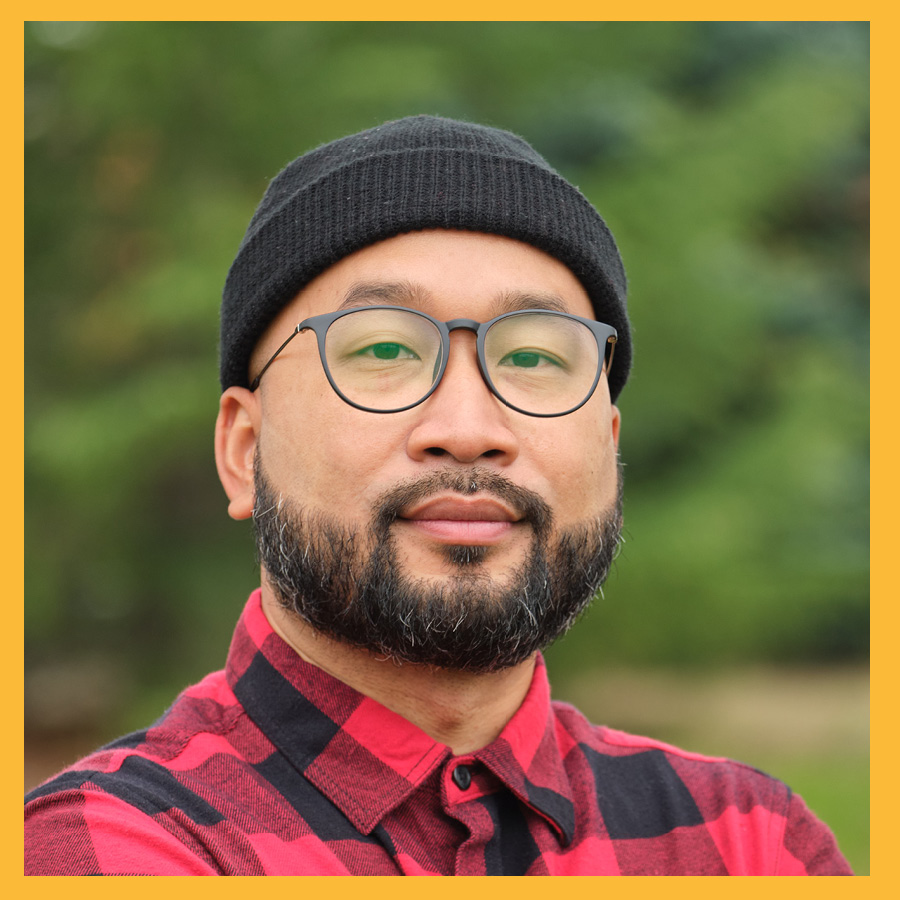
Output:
[533, 416, 618, 525]
[261, 394, 403, 514]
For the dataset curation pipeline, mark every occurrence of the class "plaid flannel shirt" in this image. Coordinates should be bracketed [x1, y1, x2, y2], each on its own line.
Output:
[25, 589, 851, 875]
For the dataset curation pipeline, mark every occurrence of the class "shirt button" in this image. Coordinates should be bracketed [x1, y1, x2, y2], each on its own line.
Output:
[452, 764, 472, 790]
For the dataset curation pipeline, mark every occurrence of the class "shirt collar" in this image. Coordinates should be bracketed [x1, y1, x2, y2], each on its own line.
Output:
[226, 590, 574, 843]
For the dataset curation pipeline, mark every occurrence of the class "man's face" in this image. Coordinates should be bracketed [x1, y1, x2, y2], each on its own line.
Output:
[240, 230, 622, 669]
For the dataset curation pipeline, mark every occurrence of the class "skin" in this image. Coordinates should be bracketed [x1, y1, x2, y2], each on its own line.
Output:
[215, 230, 621, 754]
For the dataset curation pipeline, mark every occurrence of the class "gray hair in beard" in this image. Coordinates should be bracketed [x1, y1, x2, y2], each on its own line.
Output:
[252, 457, 623, 672]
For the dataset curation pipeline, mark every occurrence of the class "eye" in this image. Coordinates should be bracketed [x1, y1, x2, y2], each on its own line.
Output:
[498, 349, 564, 369]
[355, 342, 420, 360]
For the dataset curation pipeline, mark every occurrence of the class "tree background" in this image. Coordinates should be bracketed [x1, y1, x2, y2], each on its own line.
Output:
[24, 21, 869, 870]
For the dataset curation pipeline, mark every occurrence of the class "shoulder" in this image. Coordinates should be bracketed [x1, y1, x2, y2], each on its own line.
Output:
[551, 700, 852, 875]
[24, 669, 255, 875]
[25, 784, 220, 875]
[553, 697, 785, 797]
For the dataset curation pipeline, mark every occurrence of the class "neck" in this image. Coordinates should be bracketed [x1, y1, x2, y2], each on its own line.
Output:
[260, 587, 536, 755]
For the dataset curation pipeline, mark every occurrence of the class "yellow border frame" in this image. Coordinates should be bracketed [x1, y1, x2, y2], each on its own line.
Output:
[15, 6, 884, 892]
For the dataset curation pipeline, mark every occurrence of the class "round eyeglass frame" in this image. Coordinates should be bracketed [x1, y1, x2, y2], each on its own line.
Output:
[249, 305, 617, 418]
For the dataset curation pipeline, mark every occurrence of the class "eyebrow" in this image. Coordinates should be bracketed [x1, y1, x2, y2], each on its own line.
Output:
[338, 281, 429, 311]
[338, 282, 578, 318]
[490, 290, 574, 316]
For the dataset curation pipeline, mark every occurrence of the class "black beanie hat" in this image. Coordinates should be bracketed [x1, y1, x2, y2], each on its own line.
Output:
[221, 115, 631, 401]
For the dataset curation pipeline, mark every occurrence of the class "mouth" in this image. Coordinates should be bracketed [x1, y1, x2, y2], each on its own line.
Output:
[397, 495, 523, 545]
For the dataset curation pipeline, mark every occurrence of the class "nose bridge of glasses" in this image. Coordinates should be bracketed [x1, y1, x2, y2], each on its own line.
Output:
[435, 318, 491, 395]
[445, 318, 481, 334]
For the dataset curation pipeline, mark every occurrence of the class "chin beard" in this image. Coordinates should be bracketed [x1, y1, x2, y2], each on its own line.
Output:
[252, 457, 623, 673]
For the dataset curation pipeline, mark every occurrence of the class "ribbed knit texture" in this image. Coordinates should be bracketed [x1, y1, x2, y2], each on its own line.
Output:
[221, 116, 631, 401]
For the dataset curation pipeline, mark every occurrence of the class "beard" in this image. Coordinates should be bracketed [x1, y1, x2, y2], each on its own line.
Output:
[252, 456, 623, 673]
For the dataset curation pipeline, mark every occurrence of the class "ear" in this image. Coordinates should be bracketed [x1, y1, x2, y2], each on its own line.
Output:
[215, 387, 261, 520]
[610, 404, 621, 450]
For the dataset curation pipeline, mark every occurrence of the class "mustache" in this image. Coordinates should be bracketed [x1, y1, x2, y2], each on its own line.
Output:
[371, 467, 553, 538]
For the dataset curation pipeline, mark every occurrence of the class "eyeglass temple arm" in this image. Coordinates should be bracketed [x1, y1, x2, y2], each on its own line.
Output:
[248, 325, 303, 392]
[605, 335, 616, 375]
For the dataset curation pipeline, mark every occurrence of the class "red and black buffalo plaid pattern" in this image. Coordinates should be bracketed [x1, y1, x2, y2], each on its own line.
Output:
[25, 590, 851, 875]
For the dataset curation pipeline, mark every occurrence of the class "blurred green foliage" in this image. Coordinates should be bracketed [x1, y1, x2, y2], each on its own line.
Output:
[25, 22, 868, 736]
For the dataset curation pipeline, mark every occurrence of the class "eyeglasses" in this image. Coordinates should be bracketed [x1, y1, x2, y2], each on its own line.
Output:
[250, 305, 617, 417]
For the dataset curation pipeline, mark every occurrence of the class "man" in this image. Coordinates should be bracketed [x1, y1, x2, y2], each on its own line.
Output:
[25, 116, 851, 875]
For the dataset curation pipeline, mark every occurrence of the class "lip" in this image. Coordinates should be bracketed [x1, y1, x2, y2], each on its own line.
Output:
[398, 495, 522, 545]
[402, 496, 520, 522]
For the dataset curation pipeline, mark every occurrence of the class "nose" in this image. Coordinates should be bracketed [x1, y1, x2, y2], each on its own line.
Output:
[405, 331, 520, 465]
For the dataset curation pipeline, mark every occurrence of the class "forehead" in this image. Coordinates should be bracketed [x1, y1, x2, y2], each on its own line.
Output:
[254, 230, 595, 364]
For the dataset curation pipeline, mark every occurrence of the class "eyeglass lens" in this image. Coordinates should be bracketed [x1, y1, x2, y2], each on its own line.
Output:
[323, 308, 602, 414]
